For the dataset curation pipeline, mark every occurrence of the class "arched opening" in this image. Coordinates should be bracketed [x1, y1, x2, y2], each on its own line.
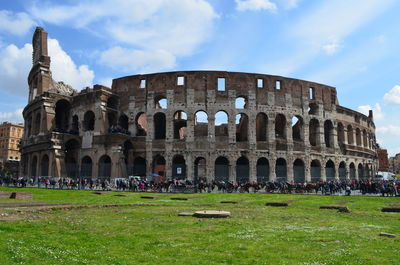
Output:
[154, 113, 166, 139]
[362, 129, 367, 147]
[194, 111, 208, 137]
[235, 113, 248, 142]
[215, 111, 229, 137]
[27, 115, 32, 137]
[81, 156, 92, 178]
[235, 96, 247, 109]
[256, 157, 269, 182]
[135, 112, 147, 136]
[349, 163, 356, 179]
[275, 158, 287, 182]
[309, 119, 319, 146]
[65, 139, 80, 178]
[155, 96, 167, 109]
[355, 128, 361, 146]
[83, 111, 95, 131]
[293, 159, 305, 183]
[152, 155, 166, 178]
[133, 157, 146, 177]
[339, 161, 346, 180]
[347, 125, 354, 145]
[118, 114, 129, 131]
[256, 113, 268, 141]
[358, 163, 364, 179]
[308, 102, 318, 115]
[55, 100, 71, 131]
[172, 155, 186, 179]
[215, 156, 229, 182]
[292, 116, 303, 141]
[107, 112, 117, 131]
[337, 122, 344, 144]
[34, 113, 41, 135]
[311, 160, 321, 182]
[325, 160, 335, 180]
[98, 155, 112, 179]
[71, 115, 79, 134]
[194, 157, 207, 182]
[107, 96, 118, 109]
[123, 140, 133, 175]
[40, 155, 49, 177]
[31, 156, 38, 178]
[173, 111, 187, 140]
[324, 120, 334, 148]
[275, 114, 286, 139]
[236, 156, 249, 184]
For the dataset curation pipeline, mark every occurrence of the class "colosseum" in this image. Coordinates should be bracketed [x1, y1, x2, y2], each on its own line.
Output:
[20, 27, 378, 183]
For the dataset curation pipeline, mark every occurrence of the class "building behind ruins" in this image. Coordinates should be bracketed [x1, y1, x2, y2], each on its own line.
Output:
[20, 27, 378, 182]
[0, 122, 24, 163]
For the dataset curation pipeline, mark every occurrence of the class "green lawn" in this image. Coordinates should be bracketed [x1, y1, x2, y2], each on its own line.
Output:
[0, 187, 399, 265]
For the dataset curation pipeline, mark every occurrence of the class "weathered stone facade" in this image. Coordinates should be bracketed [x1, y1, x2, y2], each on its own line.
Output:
[21, 27, 377, 182]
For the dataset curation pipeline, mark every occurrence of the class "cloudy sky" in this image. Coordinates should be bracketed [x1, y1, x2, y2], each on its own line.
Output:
[0, 0, 400, 155]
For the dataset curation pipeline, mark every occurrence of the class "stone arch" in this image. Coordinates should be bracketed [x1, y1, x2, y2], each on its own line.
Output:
[308, 102, 318, 115]
[235, 96, 247, 109]
[80, 156, 92, 178]
[31, 156, 38, 177]
[325, 160, 335, 180]
[337, 122, 345, 144]
[172, 155, 186, 179]
[65, 139, 80, 178]
[40, 154, 49, 177]
[154, 112, 166, 139]
[349, 162, 356, 179]
[194, 157, 207, 182]
[215, 111, 229, 137]
[324, 120, 334, 148]
[83, 111, 95, 131]
[339, 161, 346, 180]
[293, 159, 305, 183]
[347, 125, 354, 145]
[118, 114, 129, 131]
[235, 113, 248, 142]
[309, 119, 320, 146]
[256, 113, 268, 141]
[358, 163, 364, 179]
[194, 111, 208, 137]
[173, 111, 187, 140]
[152, 155, 166, 178]
[311, 160, 321, 182]
[256, 157, 269, 182]
[55, 99, 71, 131]
[275, 114, 286, 139]
[215, 156, 229, 182]
[135, 112, 147, 136]
[133, 157, 146, 177]
[236, 156, 249, 183]
[356, 128, 361, 146]
[155, 96, 167, 109]
[292, 115, 303, 141]
[98, 155, 112, 178]
[71, 115, 79, 134]
[275, 158, 287, 182]
[34, 113, 41, 135]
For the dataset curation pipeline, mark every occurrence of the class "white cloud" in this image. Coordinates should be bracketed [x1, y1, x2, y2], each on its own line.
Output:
[383, 85, 400, 104]
[321, 37, 342, 55]
[377, 125, 400, 137]
[235, 0, 277, 11]
[358, 103, 383, 120]
[0, 108, 24, 123]
[0, 39, 94, 97]
[279, 0, 300, 9]
[29, 0, 217, 73]
[0, 10, 35, 36]
[99, 46, 176, 73]
[98, 78, 113, 88]
[48, 38, 94, 90]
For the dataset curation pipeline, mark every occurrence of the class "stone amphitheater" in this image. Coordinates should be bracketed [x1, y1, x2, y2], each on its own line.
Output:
[21, 27, 377, 183]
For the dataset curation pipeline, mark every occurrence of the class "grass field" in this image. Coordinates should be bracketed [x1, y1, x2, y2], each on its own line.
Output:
[0, 187, 399, 265]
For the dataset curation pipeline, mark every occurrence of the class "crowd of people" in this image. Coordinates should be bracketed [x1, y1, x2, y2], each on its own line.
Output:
[0, 175, 399, 196]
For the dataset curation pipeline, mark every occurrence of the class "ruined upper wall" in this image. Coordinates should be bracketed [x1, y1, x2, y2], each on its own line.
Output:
[112, 71, 338, 110]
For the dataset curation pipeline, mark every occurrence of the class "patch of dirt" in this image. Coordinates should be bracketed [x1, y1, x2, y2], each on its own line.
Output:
[336, 201, 352, 205]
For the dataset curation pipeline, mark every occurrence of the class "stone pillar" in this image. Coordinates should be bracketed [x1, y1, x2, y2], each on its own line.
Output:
[166, 154, 173, 179]
[207, 154, 215, 182]
[249, 155, 257, 182]
[269, 157, 276, 181]
[286, 156, 294, 182]
[186, 153, 193, 181]
[343, 128, 348, 144]
[229, 159, 235, 182]
[186, 115, 194, 143]
[303, 121, 310, 148]
[305, 157, 311, 182]
[267, 114, 275, 151]
[320, 163, 326, 181]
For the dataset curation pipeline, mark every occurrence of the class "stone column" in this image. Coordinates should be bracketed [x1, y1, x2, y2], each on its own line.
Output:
[269, 157, 276, 181]
[186, 153, 193, 181]
[286, 156, 294, 182]
[320, 163, 326, 181]
[206, 154, 215, 182]
[343, 127, 348, 144]
[229, 159, 235, 182]
[186, 115, 194, 143]
[267, 114, 275, 151]
[249, 155, 257, 182]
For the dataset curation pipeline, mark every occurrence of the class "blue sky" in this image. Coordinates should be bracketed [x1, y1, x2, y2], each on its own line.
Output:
[0, 0, 400, 155]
